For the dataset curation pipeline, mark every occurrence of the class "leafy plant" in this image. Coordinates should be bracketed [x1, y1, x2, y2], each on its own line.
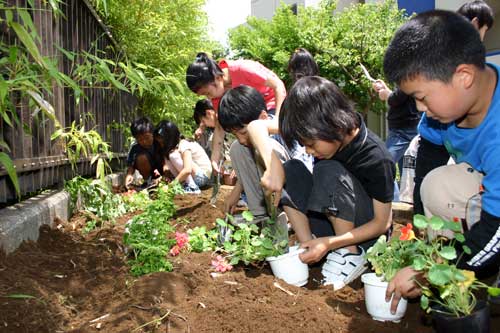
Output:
[367, 214, 500, 317]
[122, 189, 152, 212]
[123, 181, 184, 276]
[188, 226, 219, 253]
[64, 176, 127, 231]
[229, 0, 408, 118]
[188, 211, 289, 266]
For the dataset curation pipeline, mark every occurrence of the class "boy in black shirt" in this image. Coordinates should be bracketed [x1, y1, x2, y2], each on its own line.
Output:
[261, 76, 395, 290]
[125, 117, 162, 190]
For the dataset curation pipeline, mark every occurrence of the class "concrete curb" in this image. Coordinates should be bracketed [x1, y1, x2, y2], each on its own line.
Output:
[0, 172, 125, 254]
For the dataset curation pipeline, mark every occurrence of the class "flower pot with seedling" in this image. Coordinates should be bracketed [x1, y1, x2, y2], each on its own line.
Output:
[361, 272, 408, 322]
[266, 245, 309, 287]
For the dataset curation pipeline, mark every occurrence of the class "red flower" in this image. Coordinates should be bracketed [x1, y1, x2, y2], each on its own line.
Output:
[400, 223, 416, 241]
[453, 217, 460, 223]
[169, 245, 180, 256]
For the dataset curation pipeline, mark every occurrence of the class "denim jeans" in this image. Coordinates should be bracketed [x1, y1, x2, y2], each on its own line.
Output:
[386, 128, 419, 171]
[386, 128, 418, 202]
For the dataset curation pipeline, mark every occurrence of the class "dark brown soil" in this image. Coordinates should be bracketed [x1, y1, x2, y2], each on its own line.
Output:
[0, 187, 498, 332]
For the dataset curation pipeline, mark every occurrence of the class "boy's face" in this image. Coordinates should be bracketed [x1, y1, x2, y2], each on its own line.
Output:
[302, 139, 342, 160]
[232, 126, 251, 147]
[200, 109, 217, 128]
[400, 73, 470, 124]
[136, 132, 154, 149]
[196, 77, 225, 99]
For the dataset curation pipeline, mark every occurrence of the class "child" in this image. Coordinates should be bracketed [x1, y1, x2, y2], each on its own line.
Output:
[413, 0, 494, 214]
[154, 121, 212, 194]
[186, 52, 287, 173]
[261, 76, 395, 290]
[125, 117, 162, 190]
[193, 99, 216, 156]
[382, 10, 500, 312]
[287, 48, 319, 83]
[217, 85, 291, 220]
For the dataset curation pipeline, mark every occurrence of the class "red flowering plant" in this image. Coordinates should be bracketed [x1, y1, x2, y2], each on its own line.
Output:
[366, 214, 500, 317]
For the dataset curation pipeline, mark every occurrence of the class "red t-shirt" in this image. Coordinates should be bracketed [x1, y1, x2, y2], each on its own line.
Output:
[211, 59, 279, 111]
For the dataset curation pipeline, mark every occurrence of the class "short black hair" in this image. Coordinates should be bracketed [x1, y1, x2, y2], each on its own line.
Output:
[218, 85, 266, 132]
[130, 117, 153, 137]
[279, 76, 360, 148]
[384, 10, 486, 85]
[458, 0, 494, 29]
[288, 48, 319, 83]
[154, 120, 180, 155]
[185, 52, 223, 93]
[193, 99, 214, 125]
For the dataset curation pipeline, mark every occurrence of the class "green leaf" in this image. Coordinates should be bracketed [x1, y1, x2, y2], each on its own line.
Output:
[412, 256, 426, 271]
[487, 287, 500, 297]
[462, 245, 472, 255]
[455, 233, 465, 243]
[413, 214, 428, 229]
[4, 294, 36, 299]
[428, 264, 453, 286]
[10, 22, 45, 68]
[0, 152, 20, 198]
[242, 210, 253, 222]
[216, 218, 227, 227]
[429, 216, 444, 231]
[438, 246, 457, 260]
[420, 294, 429, 310]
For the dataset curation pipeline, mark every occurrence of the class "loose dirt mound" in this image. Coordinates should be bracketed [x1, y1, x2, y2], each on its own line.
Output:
[0, 189, 498, 332]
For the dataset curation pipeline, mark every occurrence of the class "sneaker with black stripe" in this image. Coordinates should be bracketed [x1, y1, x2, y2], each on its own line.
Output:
[321, 246, 367, 290]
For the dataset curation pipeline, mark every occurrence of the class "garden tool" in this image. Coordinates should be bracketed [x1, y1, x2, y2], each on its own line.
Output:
[217, 214, 233, 245]
[360, 63, 376, 82]
[210, 160, 224, 207]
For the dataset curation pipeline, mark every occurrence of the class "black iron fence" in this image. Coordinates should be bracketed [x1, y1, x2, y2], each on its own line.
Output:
[0, 0, 136, 202]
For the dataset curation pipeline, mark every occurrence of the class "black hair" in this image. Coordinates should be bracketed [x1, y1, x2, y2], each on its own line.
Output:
[218, 85, 266, 132]
[383, 10, 485, 85]
[458, 0, 494, 29]
[130, 117, 154, 137]
[186, 52, 224, 93]
[193, 99, 214, 125]
[154, 120, 180, 155]
[279, 76, 360, 148]
[287, 48, 319, 83]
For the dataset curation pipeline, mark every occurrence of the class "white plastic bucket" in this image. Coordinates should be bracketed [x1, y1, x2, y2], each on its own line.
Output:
[361, 273, 408, 323]
[266, 245, 309, 287]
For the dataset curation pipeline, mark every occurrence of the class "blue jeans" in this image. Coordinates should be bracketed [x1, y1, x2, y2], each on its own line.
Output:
[386, 128, 419, 171]
[386, 128, 418, 202]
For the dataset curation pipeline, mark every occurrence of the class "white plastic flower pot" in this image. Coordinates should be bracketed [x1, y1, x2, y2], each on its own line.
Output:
[266, 245, 309, 287]
[361, 273, 408, 323]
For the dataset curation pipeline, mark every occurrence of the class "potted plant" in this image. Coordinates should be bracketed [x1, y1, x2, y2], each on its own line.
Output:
[366, 214, 500, 330]
[363, 228, 417, 322]
[408, 215, 500, 333]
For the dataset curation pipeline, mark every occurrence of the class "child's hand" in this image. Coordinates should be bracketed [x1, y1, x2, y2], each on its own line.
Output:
[260, 152, 285, 206]
[386, 266, 422, 314]
[298, 238, 330, 264]
[372, 80, 391, 101]
[153, 169, 161, 177]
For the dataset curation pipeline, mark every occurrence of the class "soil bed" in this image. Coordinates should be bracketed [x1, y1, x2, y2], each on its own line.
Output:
[1, 188, 498, 332]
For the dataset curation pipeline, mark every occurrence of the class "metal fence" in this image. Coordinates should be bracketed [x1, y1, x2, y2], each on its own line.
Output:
[0, 0, 136, 203]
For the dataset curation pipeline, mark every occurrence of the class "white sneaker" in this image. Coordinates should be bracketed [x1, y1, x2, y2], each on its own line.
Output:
[321, 246, 367, 290]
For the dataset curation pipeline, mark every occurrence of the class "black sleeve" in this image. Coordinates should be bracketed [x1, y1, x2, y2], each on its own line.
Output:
[455, 210, 500, 279]
[387, 88, 411, 108]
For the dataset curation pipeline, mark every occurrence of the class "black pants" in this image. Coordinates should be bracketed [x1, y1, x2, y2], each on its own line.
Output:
[281, 159, 376, 250]
[413, 137, 450, 215]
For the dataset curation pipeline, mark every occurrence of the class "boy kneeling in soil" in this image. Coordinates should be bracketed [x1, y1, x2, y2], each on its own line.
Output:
[383, 10, 500, 311]
[217, 85, 291, 223]
[125, 117, 163, 190]
[261, 76, 395, 290]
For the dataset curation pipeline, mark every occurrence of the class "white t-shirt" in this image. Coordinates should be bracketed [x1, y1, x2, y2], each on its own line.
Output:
[178, 139, 212, 177]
